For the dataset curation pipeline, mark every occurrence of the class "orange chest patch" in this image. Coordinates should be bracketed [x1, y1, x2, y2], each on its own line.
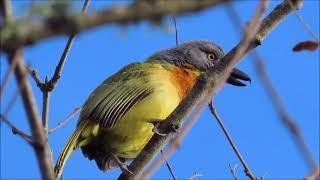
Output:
[169, 67, 200, 99]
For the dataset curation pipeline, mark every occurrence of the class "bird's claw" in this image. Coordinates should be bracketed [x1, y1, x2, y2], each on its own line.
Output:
[111, 154, 134, 175]
[147, 119, 167, 136]
[152, 123, 166, 136]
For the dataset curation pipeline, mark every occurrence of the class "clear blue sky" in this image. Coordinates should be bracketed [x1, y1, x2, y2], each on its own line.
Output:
[1, 0, 319, 179]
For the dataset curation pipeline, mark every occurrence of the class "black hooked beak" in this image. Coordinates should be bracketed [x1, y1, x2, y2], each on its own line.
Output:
[227, 68, 251, 87]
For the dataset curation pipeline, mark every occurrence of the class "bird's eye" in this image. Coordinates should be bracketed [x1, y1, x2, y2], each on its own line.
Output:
[207, 53, 215, 60]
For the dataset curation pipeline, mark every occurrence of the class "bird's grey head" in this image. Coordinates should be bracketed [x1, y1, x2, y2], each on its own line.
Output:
[148, 40, 224, 71]
[148, 40, 251, 86]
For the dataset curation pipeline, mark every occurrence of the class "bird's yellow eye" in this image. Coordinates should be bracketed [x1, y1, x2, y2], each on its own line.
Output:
[207, 53, 215, 60]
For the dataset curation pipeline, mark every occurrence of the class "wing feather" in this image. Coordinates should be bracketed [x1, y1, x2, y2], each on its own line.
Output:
[79, 62, 157, 129]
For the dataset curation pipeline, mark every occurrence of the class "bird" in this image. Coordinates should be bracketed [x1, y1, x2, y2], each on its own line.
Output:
[54, 40, 251, 177]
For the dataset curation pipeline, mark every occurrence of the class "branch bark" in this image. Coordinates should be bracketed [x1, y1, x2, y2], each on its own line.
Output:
[225, 2, 317, 171]
[7, 49, 55, 180]
[0, 0, 227, 51]
[118, 0, 303, 179]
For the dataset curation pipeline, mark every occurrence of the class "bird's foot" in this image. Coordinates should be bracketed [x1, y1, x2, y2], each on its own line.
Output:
[111, 154, 134, 175]
[147, 119, 166, 136]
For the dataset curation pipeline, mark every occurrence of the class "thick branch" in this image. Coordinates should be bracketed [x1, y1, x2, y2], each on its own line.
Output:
[118, 0, 303, 179]
[0, 0, 226, 51]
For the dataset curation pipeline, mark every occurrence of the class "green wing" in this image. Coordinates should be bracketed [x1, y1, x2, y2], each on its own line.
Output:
[78, 62, 157, 128]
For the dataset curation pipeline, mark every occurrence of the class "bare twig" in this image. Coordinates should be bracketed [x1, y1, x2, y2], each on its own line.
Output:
[0, 114, 32, 143]
[119, 0, 303, 179]
[27, 66, 44, 90]
[2, 1, 55, 177]
[229, 163, 238, 180]
[48, 107, 82, 134]
[160, 149, 177, 180]
[209, 102, 255, 179]
[252, 51, 317, 170]
[42, 76, 50, 132]
[173, 16, 179, 47]
[6, 49, 55, 180]
[40, 0, 90, 133]
[2, 88, 19, 116]
[287, 0, 319, 41]
[0, 56, 18, 98]
[0, 0, 227, 51]
[226, 1, 317, 171]
[47, 0, 90, 91]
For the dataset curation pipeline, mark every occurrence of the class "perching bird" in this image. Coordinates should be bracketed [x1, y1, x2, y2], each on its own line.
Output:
[54, 40, 251, 177]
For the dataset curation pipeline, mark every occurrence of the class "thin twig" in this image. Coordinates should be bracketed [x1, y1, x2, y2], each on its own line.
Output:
[2, 88, 19, 116]
[119, 0, 304, 179]
[48, 107, 82, 134]
[173, 16, 179, 47]
[47, 0, 90, 91]
[209, 102, 256, 180]
[0, 55, 18, 98]
[226, 1, 317, 171]
[229, 163, 238, 180]
[42, 76, 50, 133]
[287, 0, 319, 41]
[160, 149, 177, 180]
[0, 114, 32, 143]
[41, 0, 89, 133]
[27, 66, 44, 90]
[252, 51, 317, 170]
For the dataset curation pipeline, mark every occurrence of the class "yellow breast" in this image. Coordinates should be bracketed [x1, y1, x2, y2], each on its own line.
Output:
[102, 64, 200, 158]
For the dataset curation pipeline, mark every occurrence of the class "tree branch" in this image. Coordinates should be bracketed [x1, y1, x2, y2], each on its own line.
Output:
[2, 2, 54, 178]
[0, 0, 227, 51]
[119, 0, 304, 179]
[160, 149, 177, 180]
[48, 107, 81, 134]
[6, 49, 55, 180]
[209, 102, 255, 179]
[225, 1, 317, 171]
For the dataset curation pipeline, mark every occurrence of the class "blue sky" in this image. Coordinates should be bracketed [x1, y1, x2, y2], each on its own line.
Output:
[1, 0, 319, 179]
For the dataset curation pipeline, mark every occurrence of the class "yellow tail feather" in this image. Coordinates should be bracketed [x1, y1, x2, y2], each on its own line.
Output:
[54, 121, 89, 178]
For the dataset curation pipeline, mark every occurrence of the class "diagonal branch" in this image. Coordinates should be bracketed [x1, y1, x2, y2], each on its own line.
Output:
[119, 0, 303, 179]
[225, 2, 317, 171]
[48, 107, 82, 134]
[0, 0, 227, 51]
[209, 102, 255, 179]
